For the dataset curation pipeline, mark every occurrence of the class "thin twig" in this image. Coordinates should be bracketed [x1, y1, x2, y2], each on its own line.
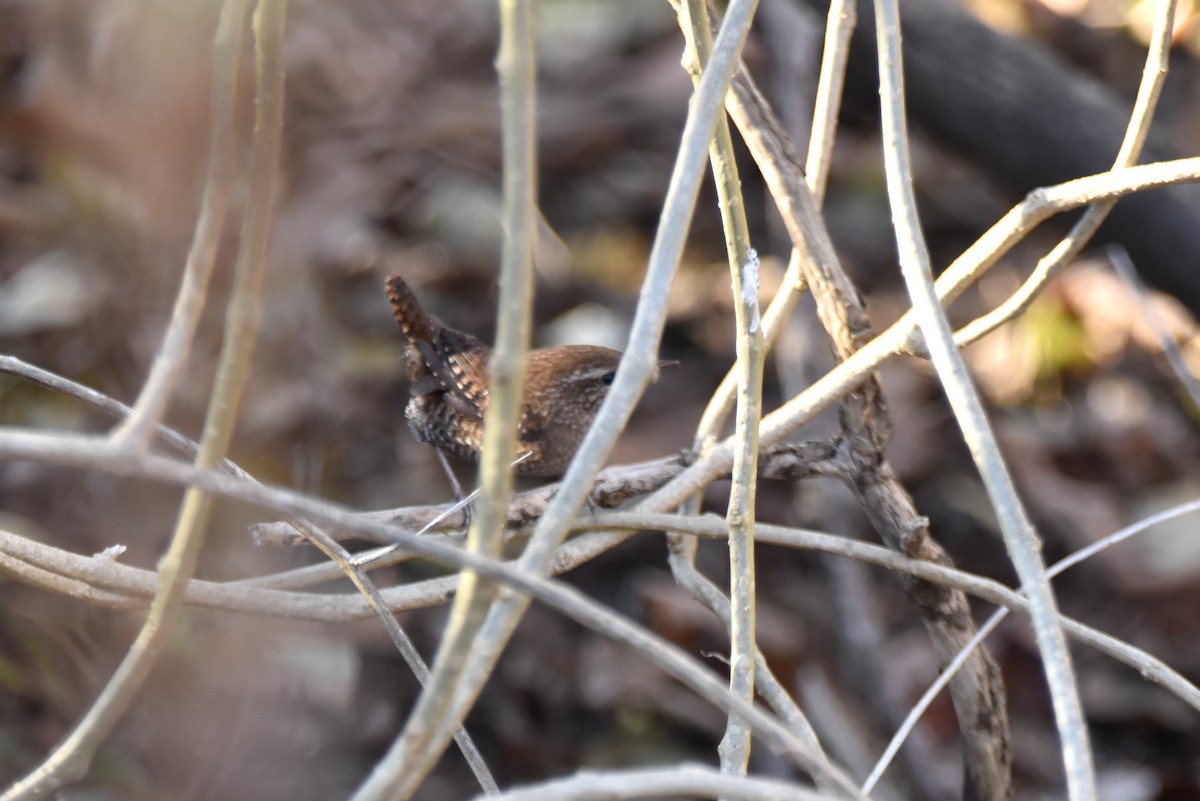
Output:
[663, 26, 822, 766]
[718, 244, 764, 777]
[685, 0, 851, 450]
[350, 0, 541, 794]
[1, 449, 1198, 712]
[0, 431, 868, 798]
[865, 492, 1200, 792]
[1, 2, 287, 798]
[870, 0, 1095, 796]
[803, 0, 855, 203]
[470, 764, 829, 801]
[251, 454, 686, 546]
[108, 0, 250, 447]
[609, 148, 1200, 514]
[378, 1, 771, 794]
[950, 0, 1178, 350]
[676, 0, 764, 779]
[864, 606, 1007, 794]
[289, 519, 499, 795]
[5, 136, 1200, 801]
[0, 546, 138, 608]
[656, 7, 1013, 788]
[718, 26, 1012, 795]
[1107, 245, 1200, 409]
[932, 157, 1200, 344]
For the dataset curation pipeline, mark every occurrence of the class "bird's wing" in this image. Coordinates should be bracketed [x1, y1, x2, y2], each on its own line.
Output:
[418, 327, 488, 421]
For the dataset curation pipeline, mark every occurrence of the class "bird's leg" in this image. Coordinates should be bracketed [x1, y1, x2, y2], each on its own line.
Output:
[435, 448, 473, 528]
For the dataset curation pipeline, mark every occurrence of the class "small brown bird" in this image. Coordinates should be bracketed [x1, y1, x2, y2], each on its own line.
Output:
[386, 274, 625, 478]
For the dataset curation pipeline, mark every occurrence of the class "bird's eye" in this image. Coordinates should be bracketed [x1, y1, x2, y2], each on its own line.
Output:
[600, 371, 616, 386]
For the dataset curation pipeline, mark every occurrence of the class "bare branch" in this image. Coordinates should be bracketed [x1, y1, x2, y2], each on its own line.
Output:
[2, 1, 286, 796]
[871, 0, 1094, 794]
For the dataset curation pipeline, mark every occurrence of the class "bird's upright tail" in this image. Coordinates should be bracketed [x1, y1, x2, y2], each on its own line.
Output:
[385, 274, 435, 345]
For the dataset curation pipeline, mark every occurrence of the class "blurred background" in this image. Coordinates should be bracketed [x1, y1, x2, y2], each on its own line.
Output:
[1, 0, 1199, 798]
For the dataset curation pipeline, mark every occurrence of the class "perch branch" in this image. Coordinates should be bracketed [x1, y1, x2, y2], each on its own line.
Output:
[1, 452, 1198, 714]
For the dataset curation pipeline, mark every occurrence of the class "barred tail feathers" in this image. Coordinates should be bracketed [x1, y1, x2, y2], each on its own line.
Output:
[385, 274, 435, 345]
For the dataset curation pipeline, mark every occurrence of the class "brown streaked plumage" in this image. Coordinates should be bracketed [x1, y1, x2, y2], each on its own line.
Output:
[386, 274, 625, 477]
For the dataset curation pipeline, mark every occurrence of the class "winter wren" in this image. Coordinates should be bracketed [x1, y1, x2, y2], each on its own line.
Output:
[386, 274, 624, 477]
